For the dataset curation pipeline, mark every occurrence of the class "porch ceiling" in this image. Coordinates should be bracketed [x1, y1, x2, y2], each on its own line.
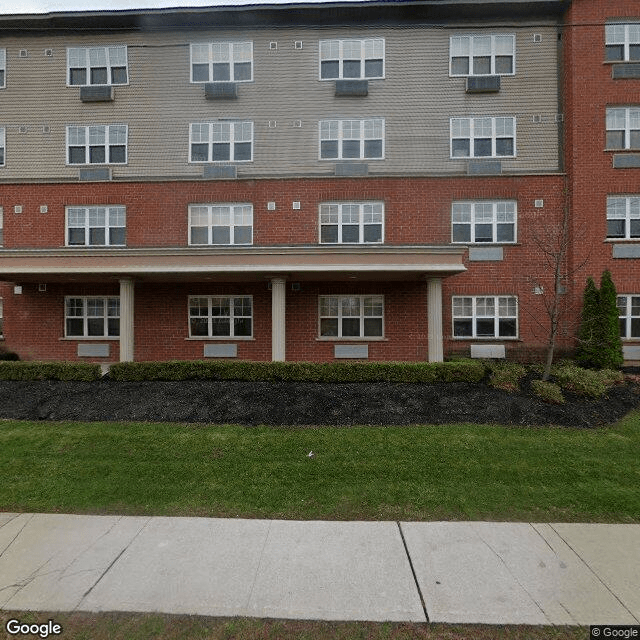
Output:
[0, 245, 466, 284]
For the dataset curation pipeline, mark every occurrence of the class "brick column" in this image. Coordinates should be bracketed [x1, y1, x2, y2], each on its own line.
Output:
[427, 277, 443, 362]
[119, 278, 134, 362]
[271, 277, 286, 362]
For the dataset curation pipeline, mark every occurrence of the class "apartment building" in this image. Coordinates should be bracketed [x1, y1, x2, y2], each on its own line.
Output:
[0, 0, 633, 364]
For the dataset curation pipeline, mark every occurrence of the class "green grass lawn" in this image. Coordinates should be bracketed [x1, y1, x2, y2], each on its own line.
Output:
[1, 412, 639, 522]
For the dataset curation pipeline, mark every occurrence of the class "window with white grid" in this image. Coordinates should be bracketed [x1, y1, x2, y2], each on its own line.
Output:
[189, 296, 252, 338]
[452, 296, 518, 338]
[452, 201, 516, 243]
[618, 295, 640, 339]
[65, 297, 120, 338]
[0, 127, 4, 167]
[189, 204, 253, 245]
[319, 119, 384, 160]
[67, 46, 128, 86]
[0, 207, 3, 245]
[319, 38, 384, 80]
[0, 49, 5, 88]
[450, 35, 515, 76]
[606, 196, 640, 239]
[606, 23, 640, 62]
[66, 206, 126, 246]
[319, 202, 383, 244]
[319, 295, 383, 338]
[606, 107, 640, 150]
[190, 121, 253, 162]
[66, 125, 127, 164]
[450, 117, 515, 158]
[190, 42, 253, 82]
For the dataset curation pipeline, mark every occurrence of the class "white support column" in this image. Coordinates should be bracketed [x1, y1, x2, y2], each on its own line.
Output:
[119, 278, 135, 362]
[271, 277, 286, 362]
[427, 277, 444, 363]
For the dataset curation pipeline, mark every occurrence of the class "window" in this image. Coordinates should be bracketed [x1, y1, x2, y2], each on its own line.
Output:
[606, 23, 640, 62]
[67, 46, 128, 86]
[607, 196, 640, 239]
[65, 297, 119, 338]
[0, 127, 5, 166]
[66, 125, 127, 164]
[0, 298, 3, 338]
[319, 295, 383, 338]
[450, 35, 515, 76]
[0, 206, 3, 245]
[606, 107, 640, 150]
[452, 201, 516, 243]
[66, 206, 126, 246]
[190, 122, 253, 162]
[452, 296, 518, 338]
[319, 119, 384, 160]
[618, 295, 640, 338]
[319, 202, 383, 243]
[189, 296, 252, 338]
[190, 42, 253, 83]
[451, 117, 515, 158]
[189, 204, 252, 245]
[0, 49, 6, 88]
[319, 38, 384, 79]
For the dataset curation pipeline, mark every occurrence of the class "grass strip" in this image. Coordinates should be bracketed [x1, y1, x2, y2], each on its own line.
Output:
[1, 413, 639, 522]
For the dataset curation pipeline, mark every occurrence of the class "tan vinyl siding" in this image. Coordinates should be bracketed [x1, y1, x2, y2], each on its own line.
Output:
[0, 23, 561, 181]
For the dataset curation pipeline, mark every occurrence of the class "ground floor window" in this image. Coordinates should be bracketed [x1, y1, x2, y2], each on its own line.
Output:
[0, 297, 3, 337]
[452, 295, 517, 338]
[65, 296, 120, 337]
[189, 296, 252, 338]
[319, 295, 383, 338]
[617, 295, 640, 338]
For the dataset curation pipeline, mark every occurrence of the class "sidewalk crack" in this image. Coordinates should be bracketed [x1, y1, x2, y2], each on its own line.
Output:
[397, 522, 429, 622]
[0, 514, 34, 558]
[244, 519, 272, 612]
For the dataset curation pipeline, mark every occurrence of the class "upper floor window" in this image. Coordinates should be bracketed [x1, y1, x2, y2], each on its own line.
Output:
[450, 35, 515, 76]
[452, 201, 516, 243]
[319, 119, 384, 160]
[319, 295, 384, 338]
[190, 42, 253, 83]
[65, 296, 120, 338]
[190, 121, 253, 163]
[189, 204, 253, 245]
[0, 206, 3, 246]
[606, 23, 640, 62]
[66, 206, 126, 246]
[319, 202, 383, 244]
[0, 49, 6, 88]
[0, 127, 5, 166]
[451, 117, 515, 158]
[67, 46, 128, 86]
[618, 295, 640, 339]
[319, 38, 384, 80]
[607, 196, 640, 239]
[189, 296, 253, 338]
[453, 295, 518, 338]
[66, 125, 127, 165]
[606, 107, 640, 150]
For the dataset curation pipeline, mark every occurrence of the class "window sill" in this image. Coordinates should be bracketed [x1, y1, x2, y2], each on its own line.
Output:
[605, 238, 640, 242]
[186, 336, 254, 341]
[451, 336, 520, 341]
[60, 337, 119, 341]
[316, 337, 387, 342]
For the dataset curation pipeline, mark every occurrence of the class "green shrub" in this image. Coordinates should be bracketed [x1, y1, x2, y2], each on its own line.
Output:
[0, 361, 101, 381]
[0, 350, 20, 361]
[531, 379, 565, 404]
[553, 365, 608, 398]
[488, 362, 527, 392]
[109, 360, 487, 384]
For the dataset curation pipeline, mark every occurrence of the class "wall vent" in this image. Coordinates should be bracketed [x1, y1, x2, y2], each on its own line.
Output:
[38, 284, 47, 292]
[18, 49, 28, 58]
[268, 120, 277, 128]
[294, 41, 303, 50]
[555, 113, 564, 122]
[42, 125, 51, 134]
[13, 205, 23, 214]
[293, 120, 302, 128]
[40, 205, 48, 214]
[534, 199, 544, 208]
[269, 42, 278, 50]
[533, 34, 542, 43]
[44, 49, 53, 57]
[292, 201, 301, 210]
[18, 125, 27, 134]
[532, 115, 542, 124]
[267, 201, 276, 210]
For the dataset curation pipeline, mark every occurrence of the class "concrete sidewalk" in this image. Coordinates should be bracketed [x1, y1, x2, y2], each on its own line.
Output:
[0, 513, 639, 625]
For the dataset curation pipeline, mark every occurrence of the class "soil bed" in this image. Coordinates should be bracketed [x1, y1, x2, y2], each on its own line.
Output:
[0, 377, 638, 427]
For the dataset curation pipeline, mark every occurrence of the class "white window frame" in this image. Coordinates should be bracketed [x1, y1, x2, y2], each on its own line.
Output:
[66, 125, 128, 165]
[319, 119, 385, 160]
[605, 23, 640, 62]
[0, 127, 4, 167]
[0, 298, 3, 338]
[318, 295, 384, 339]
[188, 203, 253, 246]
[451, 201, 517, 244]
[452, 295, 518, 339]
[318, 38, 385, 80]
[190, 42, 253, 83]
[189, 121, 253, 163]
[606, 107, 640, 150]
[319, 202, 384, 244]
[66, 46, 128, 86]
[0, 206, 3, 246]
[188, 296, 253, 339]
[606, 196, 640, 240]
[65, 296, 120, 339]
[449, 34, 515, 77]
[65, 206, 126, 247]
[618, 295, 640, 339]
[450, 117, 516, 159]
[0, 49, 6, 89]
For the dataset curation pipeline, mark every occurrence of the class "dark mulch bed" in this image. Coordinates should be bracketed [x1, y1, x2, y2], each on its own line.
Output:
[0, 376, 639, 427]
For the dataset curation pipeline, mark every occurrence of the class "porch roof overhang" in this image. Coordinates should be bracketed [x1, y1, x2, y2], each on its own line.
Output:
[0, 245, 466, 284]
